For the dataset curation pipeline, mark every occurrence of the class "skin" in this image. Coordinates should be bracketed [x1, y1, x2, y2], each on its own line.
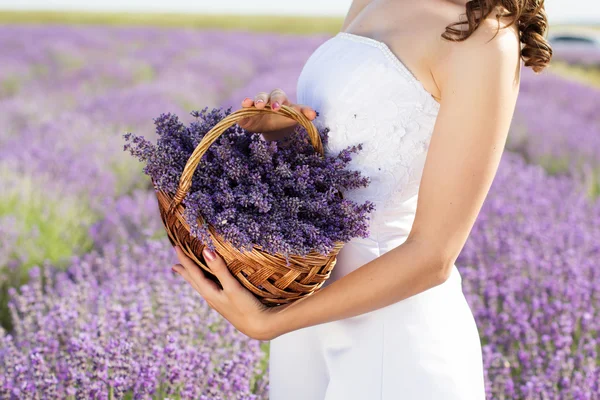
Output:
[172, 0, 522, 341]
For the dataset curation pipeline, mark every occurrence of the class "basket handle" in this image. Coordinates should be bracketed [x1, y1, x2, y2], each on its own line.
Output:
[168, 103, 324, 212]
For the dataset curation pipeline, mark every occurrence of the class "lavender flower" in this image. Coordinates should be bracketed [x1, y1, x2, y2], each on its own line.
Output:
[2, 25, 600, 398]
[0, 240, 268, 399]
[123, 107, 376, 260]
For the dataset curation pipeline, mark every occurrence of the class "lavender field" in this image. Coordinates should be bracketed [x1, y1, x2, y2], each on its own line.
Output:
[0, 24, 599, 399]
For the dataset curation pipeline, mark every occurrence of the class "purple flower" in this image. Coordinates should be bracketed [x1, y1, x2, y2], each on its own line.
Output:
[123, 107, 376, 260]
[0, 240, 269, 399]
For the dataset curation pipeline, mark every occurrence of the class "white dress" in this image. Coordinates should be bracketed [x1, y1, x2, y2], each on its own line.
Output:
[268, 32, 486, 400]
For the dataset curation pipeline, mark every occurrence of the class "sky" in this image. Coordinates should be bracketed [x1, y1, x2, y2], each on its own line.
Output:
[2, 0, 600, 24]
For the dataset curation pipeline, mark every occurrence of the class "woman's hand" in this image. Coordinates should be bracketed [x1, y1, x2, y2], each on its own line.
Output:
[239, 88, 317, 138]
[171, 245, 285, 341]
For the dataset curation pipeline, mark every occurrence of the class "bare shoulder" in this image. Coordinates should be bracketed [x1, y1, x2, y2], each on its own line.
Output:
[457, 14, 521, 61]
[434, 10, 522, 91]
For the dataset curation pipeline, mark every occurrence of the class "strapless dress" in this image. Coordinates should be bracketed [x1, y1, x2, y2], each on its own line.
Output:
[269, 31, 486, 400]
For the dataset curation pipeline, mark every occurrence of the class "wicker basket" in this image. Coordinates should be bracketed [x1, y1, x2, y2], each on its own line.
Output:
[155, 103, 344, 306]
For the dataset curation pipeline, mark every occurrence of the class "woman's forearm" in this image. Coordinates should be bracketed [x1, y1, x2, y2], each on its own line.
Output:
[267, 236, 453, 338]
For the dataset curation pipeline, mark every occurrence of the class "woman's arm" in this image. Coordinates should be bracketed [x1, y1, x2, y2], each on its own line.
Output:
[171, 19, 522, 342]
[266, 20, 522, 338]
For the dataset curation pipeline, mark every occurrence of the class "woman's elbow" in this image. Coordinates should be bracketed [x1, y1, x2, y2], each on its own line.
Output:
[406, 234, 458, 287]
[432, 258, 454, 286]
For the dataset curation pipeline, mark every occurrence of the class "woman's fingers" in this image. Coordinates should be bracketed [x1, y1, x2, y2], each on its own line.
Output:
[241, 97, 254, 107]
[254, 91, 269, 109]
[173, 263, 209, 296]
[287, 103, 317, 120]
[202, 247, 245, 294]
[246, 89, 290, 112]
[174, 246, 222, 299]
[242, 89, 316, 120]
[299, 105, 317, 120]
[268, 88, 289, 112]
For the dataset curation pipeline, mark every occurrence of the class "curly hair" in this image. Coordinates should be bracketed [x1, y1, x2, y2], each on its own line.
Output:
[442, 0, 552, 73]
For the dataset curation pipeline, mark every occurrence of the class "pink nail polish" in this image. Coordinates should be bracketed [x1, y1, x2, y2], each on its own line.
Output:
[203, 248, 216, 261]
[272, 101, 280, 110]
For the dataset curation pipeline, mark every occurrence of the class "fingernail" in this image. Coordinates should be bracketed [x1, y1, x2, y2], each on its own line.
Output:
[243, 97, 251, 102]
[203, 247, 216, 262]
[255, 99, 264, 104]
[272, 101, 280, 110]
[171, 266, 179, 274]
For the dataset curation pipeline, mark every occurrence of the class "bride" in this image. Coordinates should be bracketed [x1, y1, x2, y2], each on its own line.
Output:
[171, 0, 552, 398]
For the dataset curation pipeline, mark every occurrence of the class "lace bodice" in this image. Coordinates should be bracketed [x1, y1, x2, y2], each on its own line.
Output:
[296, 31, 441, 237]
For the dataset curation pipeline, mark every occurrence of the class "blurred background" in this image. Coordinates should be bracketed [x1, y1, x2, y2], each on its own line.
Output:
[0, 1, 599, 399]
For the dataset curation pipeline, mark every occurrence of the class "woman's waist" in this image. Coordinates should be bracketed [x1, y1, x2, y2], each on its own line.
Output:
[324, 229, 462, 290]
[364, 208, 417, 245]
[323, 231, 409, 289]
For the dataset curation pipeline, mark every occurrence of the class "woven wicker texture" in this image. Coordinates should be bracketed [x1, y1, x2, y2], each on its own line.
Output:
[155, 104, 344, 306]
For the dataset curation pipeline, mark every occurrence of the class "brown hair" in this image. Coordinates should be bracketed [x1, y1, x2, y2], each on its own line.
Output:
[441, 0, 553, 73]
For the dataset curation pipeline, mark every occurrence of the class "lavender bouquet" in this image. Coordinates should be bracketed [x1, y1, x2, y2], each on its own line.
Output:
[123, 106, 375, 261]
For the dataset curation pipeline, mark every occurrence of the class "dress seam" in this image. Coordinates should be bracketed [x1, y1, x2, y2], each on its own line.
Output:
[336, 31, 416, 85]
[336, 31, 441, 113]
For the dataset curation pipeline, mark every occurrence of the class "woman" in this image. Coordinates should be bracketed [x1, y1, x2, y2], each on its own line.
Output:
[171, 0, 552, 398]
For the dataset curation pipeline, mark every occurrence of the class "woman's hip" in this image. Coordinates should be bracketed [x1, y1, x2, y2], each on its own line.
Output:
[315, 265, 483, 367]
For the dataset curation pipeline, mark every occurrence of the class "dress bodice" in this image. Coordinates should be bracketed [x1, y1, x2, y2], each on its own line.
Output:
[273, 32, 483, 396]
[297, 32, 441, 243]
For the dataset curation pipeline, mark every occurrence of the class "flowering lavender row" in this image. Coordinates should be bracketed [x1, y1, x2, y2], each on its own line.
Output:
[0, 25, 327, 274]
[0, 25, 336, 398]
[458, 152, 600, 398]
[88, 189, 168, 248]
[2, 150, 598, 399]
[509, 66, 600, 195]
[0, 239, 269, 399]
[2, 24, 600, 399]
